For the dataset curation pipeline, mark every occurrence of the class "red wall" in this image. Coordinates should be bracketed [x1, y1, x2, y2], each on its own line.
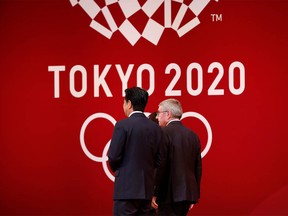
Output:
[1, 0, 288, 215]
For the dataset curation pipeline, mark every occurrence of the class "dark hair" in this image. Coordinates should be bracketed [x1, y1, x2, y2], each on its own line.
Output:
[148, 112, 159, 124]
[124, 87, 149, 112]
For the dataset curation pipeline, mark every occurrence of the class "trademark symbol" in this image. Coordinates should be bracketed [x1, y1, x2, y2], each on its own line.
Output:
[211, 14, 223, 22]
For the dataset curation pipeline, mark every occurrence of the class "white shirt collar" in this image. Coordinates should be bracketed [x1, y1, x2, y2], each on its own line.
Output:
[166, 119, 180, 126]
[129, 111, 143, 117]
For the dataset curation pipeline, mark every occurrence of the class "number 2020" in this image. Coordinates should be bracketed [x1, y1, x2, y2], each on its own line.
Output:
[165, 61, 245, 96]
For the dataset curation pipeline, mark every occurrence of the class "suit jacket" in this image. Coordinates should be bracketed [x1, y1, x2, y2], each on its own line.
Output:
[108, 112, 162, 200]
[154, 120, 202, 204]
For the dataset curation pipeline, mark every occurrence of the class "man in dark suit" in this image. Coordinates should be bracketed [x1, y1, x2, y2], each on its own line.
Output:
[152, 98, 202, 216]
[108, 87, 162, 216]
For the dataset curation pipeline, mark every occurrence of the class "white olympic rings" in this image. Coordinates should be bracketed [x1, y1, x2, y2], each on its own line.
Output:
[80, 112, 212, 182]
[80, 113, 116, 181]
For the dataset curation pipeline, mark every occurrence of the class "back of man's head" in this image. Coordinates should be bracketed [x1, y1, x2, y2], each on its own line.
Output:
[124, 87, 148, 112]
[159, 98, 183, 119]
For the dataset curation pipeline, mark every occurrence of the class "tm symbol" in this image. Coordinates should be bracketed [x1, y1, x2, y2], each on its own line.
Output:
[211, 14, 223, 22]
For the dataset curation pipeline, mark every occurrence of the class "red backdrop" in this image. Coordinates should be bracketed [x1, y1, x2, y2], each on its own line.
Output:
[1, 0, 288, 215]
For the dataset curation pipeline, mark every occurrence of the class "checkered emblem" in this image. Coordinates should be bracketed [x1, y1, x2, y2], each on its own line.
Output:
[70, 0, 219, 45]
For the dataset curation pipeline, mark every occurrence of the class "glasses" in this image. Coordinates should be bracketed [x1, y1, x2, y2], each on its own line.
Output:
[156, 110, 168, 116]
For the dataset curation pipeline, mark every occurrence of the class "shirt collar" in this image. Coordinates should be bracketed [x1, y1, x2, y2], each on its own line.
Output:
[166, 119, 180, 126]
[129, 111, 143, 117]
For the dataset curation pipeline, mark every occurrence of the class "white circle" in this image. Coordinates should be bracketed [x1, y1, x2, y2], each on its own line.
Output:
[181, 112, 212, 158]
[80, 113, 116, 162]
[102, 140, 115, 182]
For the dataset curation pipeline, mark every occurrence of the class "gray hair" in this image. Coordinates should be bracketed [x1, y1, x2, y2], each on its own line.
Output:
[159, 98, 183, 119]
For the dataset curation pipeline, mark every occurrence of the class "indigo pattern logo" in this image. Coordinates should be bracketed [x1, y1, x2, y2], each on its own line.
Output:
[70, 0, 219, 45]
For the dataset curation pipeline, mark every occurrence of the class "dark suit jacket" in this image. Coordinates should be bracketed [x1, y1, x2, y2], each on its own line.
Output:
[108, 112, 162, 200]
[154, 120, 202, 204]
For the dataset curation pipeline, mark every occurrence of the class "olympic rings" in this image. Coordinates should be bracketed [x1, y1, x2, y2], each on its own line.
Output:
[80, 113, 116, 162]
[80, 112, 212, 182]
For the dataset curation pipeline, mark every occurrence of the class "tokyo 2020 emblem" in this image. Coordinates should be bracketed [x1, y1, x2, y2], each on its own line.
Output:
[70, 0, 219, 45]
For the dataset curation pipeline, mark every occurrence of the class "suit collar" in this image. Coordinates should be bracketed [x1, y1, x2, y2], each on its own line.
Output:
[129, 111, 145, 117]
[167, 119, 181, 126]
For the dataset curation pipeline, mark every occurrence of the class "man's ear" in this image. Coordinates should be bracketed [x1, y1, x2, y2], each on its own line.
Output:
[127, 100, 133, 109]
[167, 110, 172, 118]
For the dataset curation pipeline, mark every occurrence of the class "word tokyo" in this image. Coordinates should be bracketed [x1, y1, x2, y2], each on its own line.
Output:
[48, 61, 245, 98]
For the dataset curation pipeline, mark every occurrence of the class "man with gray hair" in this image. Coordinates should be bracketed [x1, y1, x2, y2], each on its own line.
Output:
[152, 98, 202, 215]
